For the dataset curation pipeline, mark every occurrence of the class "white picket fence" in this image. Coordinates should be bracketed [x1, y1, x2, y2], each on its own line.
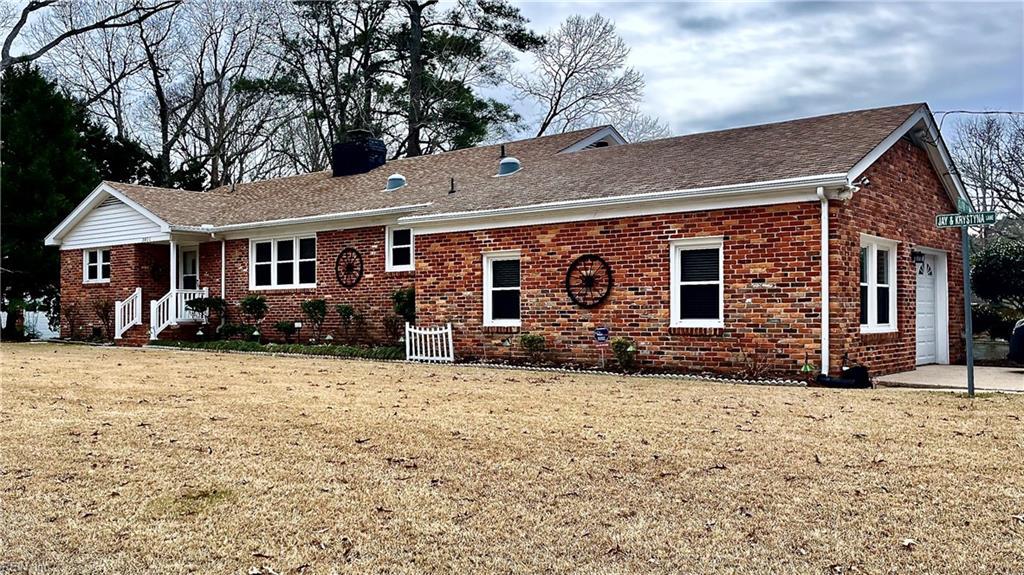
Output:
[114, 287, 142, 339]
[405, 322, 454, 363]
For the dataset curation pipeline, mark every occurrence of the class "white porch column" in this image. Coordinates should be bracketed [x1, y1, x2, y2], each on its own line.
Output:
[169, 240, 177, 324]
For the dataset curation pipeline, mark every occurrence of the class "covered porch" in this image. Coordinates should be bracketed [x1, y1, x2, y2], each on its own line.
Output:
[114, 236, 218, 342]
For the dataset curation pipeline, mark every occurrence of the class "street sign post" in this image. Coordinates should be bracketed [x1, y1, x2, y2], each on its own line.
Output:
[935, 203, 998, 397]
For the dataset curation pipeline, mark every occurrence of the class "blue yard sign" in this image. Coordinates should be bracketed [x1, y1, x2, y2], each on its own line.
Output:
[594, 327, 610, 346]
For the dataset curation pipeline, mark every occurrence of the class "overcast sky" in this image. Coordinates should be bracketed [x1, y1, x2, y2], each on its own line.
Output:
[505, 1, 1023, 138]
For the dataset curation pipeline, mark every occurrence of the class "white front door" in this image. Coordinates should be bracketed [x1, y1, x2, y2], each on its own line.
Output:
[915, 254, 938, 365]
[179, 249, 199, 290]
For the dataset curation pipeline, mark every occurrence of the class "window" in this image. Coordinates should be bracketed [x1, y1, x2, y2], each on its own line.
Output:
[860, 235, 898, 333]
[250, 236, 316, 289]
[483, 251, 521, 327]
[386, 227, 414, 272]
[670, 237, 724, 328]
[83, 248, 111, 283]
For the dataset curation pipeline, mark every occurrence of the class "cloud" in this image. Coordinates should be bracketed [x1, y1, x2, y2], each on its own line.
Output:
[511, 1, 1023, 137]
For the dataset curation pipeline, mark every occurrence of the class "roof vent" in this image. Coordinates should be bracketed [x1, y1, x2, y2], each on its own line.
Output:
[497, 156, 521, 176]
[386, 173, 407, 190]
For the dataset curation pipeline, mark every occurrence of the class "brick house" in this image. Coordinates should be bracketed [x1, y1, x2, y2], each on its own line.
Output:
[46, 103, 968, 376]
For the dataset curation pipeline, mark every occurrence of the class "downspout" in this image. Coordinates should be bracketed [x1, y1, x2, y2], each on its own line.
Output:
[816, 187, 830, 375]
[220, 238, 226, 331]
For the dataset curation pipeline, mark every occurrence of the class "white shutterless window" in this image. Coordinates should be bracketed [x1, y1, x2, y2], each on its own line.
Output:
[250, 236, 316, 289]
[83, 248, 111, 284]
[669, 237, 724, 328]
[483, 250, 521, 327]
[386, 227, 414, 272]
[860, 234, 898, 333]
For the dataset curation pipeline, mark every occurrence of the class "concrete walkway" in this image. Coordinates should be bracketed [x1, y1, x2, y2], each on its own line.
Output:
[876, 364, 1024, 393]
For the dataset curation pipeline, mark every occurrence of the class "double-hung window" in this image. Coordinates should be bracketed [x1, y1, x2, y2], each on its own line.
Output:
[860, 235, 897, 333]
[386, 227, 414, 272]
[483, 251, 521, 327]
[670, 237, 724, 328]
[251, 236, 316, 289]
[83, 248, 111, 283]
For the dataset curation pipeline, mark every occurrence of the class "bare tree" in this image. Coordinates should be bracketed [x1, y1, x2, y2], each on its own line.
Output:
[36, 1, 147, 138]
[953, 114, 1024, 240]
[606, 106, 669, 142]
[1, 0, 179, 71]
[508, 14, 645, 137]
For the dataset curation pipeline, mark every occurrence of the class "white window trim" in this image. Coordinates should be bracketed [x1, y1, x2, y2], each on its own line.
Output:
[669, 236, 724, 329]
[860, 234, 899, 334]
[82, 248, 111, 284]
[249, 236, 317, 290]
[482, 250, 521, 327]
[385, 226, 415, 272]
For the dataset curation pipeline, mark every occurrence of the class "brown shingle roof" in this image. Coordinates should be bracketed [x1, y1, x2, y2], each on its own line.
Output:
[107, 103, 924, 228]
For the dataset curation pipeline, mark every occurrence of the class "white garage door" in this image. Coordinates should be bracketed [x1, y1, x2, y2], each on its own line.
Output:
[916, 254, 937, 365]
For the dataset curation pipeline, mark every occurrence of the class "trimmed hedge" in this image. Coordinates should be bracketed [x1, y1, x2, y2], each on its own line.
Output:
[149, 339, 405, 360]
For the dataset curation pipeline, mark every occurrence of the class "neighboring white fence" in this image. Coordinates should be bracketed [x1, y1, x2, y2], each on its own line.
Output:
[405, 322, 454, 363]
[114, 287, 142, 339]
[0, 310, 59, 339]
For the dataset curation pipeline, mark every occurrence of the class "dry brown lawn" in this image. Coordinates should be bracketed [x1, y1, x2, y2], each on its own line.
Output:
[1, 343, 1022, 574]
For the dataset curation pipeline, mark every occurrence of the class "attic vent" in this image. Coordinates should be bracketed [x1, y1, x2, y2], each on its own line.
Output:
[386, 173, 407, 190]
[98, 197, 121, 208]
[497, 156, 521, 176]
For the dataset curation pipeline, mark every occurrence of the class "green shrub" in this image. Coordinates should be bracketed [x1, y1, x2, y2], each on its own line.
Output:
[973, 302, 1021, 341]
[391, 286, 415, 323]
[185, 296, 227, 319]
[301, 299, 328, 341]
[218, 322, 253, 340]
[519, 332, 546, 363]
[239, 295, 268, 325]
[972, 238, 1024, 312]
[273, 320, 299, 343]
[149, 339, 405, 360]
[610, 336, 638, 371]
[336, 304, 355, 342]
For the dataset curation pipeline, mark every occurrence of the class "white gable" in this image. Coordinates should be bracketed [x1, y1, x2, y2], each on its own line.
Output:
[47, 184, 170, 250]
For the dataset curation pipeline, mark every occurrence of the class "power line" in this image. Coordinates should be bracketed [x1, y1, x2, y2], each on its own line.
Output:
[935, 109, 1024, 130]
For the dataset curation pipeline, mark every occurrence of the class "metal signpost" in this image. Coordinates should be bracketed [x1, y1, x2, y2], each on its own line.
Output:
[935, 198, 998, 397]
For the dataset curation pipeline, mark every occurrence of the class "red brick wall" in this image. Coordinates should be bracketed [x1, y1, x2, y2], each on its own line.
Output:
[415, 203, 824, 376]
[830, 139, 965, 374]
[59, 244, 169, 341]
[414, 140, 966, 377]
[206, 226, 413, 343]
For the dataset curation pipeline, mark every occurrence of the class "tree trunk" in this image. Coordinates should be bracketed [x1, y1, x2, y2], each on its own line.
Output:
[404, 1, 426, 158]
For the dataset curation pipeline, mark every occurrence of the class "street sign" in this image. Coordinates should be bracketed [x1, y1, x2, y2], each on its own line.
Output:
[936, 212, 997, 227]
[937, 202, 998, 398]
[594, 327, 610, 346]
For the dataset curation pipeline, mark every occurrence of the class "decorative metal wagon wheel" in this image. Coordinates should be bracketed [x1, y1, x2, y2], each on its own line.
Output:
[335, 247, 364, 288]
[565, 254, 612, 308]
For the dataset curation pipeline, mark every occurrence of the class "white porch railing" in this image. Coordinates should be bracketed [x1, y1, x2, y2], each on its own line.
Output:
[150, 287, 209, 339]
[114, 287, 142, 339]
[405, 322, 454, 363]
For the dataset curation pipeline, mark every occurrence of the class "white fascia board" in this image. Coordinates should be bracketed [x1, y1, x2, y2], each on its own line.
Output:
[559, 125, 629, 152]
[410, 187, 830, 236]
[402, 173, 847, 233]
[45, 182, 171, 246]
[170, 203, 433, 236]
[847, 106, 969, 207]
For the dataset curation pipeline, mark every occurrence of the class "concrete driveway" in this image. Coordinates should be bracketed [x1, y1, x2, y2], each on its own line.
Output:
[876, 364, 1024, 393]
